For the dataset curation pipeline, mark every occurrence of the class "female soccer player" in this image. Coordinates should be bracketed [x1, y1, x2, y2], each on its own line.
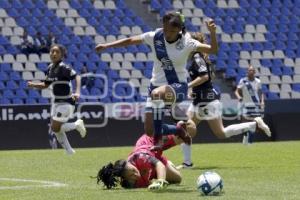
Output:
[178, 33, 271, 168]
[96, 12, 218, 149]
[97, 120, 196, 190]
[28, 44, 87, 155]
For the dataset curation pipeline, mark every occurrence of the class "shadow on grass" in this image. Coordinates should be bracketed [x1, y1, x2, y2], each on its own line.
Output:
[112, 185, 194, 193]
[191, 166, 254, 170]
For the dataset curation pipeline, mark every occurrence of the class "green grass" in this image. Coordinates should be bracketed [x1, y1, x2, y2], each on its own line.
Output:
[0, 141, 299, 200]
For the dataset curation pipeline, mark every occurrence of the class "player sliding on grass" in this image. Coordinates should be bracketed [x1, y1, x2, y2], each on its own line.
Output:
[96, 12, 218, 151]
[96, 120, 196, 190]
[28, 44, 86, 155]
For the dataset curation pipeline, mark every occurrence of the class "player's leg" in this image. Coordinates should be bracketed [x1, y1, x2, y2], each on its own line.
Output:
[206, 100, 271, 139]
[51, 119, 75, 155]
[59, 105, 87, 138]
[177, 105, 201, 169]
[166, 160, 182, 184]
[150, 85, 175, 145]
[51, 104, 83, 154]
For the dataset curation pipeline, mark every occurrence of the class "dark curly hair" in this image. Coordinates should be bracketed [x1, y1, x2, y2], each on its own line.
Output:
[97, 159, 131, 189]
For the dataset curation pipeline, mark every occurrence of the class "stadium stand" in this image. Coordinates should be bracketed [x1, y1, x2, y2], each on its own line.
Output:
[0, 0, 300, 105]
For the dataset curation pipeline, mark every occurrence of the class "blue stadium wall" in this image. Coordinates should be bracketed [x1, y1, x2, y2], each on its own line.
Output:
[0, 100, 299, 150]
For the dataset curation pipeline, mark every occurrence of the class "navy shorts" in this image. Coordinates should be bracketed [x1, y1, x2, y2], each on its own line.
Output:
[148, 82, 188, 103]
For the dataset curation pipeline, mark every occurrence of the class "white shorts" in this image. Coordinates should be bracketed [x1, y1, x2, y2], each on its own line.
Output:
[188, 100, 222, 120]
[51, 103, 75, 123]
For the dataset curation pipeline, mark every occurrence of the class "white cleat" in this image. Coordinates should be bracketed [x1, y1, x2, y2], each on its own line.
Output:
[176, 162, 194, 170]
[254, 117, 271, 137]
[75, 119, 87, 138]
[65, 148, 76, 155]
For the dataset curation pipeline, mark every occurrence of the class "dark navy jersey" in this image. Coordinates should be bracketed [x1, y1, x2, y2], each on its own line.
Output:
[188, 53, 219, 104]
[44, 61, 77, 104]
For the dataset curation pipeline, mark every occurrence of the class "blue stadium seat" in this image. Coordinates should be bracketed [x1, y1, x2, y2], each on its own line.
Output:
[0, 98, 11, 105]
[26, 98, 37, 104]
[122, 17, 135, 26]
[282, 67, 294, 76]
[79, 9, 91, 18]
[38, 98, 49, 104]
[82, 0, 93, 8]
[28, 90, 40, 98]
[267, 92, 279, 100]
[15, 89, 27, 98]
[0, 72, 9, 81]
[0, 82, 5, 90]
[292, 84, 300, 92]
[150, 0, 161, 11]
[271, 67, 282, 76]
[13, 98, 24, 104]
[0, 0, 10, 8]
[261, 0, 271, 7]
[19, 80, 28, 89]
[1, 63, 11, 72]
[7, 80, 18, 90]
[3, 90, 14, 99]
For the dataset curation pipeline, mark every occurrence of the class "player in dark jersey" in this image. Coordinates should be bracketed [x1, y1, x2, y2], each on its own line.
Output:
[177, 33, 271, 169]
[96, 120, 196, 190]
[28, 44, 87, 155]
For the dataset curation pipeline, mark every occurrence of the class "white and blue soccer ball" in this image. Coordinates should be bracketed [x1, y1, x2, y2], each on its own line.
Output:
[196, 171, 223, 196]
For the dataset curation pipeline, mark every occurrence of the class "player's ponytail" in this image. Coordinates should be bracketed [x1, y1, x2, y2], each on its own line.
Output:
[190, 32, 216, 79]
[96, 159, 128, 189]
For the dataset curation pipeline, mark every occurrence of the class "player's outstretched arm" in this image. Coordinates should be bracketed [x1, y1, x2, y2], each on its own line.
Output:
[95, 35, 143, 52]
[72, 75, 81, 101]
[196, 19, 218, 54]
[27, 81, 49, 90]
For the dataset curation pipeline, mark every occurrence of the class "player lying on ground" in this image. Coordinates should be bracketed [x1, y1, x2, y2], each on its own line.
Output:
[96, 120, 196, 190]
[27, 44, 87, 155]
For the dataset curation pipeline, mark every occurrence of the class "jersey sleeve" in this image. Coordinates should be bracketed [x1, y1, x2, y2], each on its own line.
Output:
[257, 78, 262, 90]
[140, 31, 155, 46]
[62, 65, 77, 80]
[193, 54, 208, 76]
[43, 67, 52, 85]
[186, 37, 202, 53]
[237, 78, 244, 89]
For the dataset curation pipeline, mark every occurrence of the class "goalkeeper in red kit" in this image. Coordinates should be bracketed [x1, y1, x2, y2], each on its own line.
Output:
[96, 120, 196, 190]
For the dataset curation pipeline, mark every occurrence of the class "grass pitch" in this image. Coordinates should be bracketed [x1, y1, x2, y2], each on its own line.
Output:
[0, 141, 299, 200]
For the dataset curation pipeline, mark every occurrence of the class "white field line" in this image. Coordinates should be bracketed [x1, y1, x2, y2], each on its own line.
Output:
[0, 178, 67, 190]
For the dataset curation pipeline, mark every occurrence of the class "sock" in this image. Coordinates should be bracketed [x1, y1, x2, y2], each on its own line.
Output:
[152, 99, 165, 144]
[54, 131, 75, 155]
[48, 131, 58, 149]
[60, 122, 76, 133]
[224, 122, 256, 138]
[181, 143, 192, 165]
[162, 135, 177, 151]
[162, 124, 178, 135]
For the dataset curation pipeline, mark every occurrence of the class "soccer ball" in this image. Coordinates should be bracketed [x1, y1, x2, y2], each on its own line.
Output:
[196, 171, 223, 196]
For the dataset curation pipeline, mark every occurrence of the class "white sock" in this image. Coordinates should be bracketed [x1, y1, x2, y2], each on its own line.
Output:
[224, 122, 256, 138]
[60, 122, 76, 133]
[54, 131, 75, 155]
[181, 143, 192, 165]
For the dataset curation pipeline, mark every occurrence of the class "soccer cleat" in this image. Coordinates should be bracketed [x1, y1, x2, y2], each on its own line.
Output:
[176, 162, 194, 170]
[65, 148, 76, 155]
[75, 119, 87, 138]
[254, 117, 271, 137]
[176, 121, 192, 145]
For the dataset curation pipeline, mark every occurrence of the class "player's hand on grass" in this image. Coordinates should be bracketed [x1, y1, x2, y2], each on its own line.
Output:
[148, 179, 169, 191]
